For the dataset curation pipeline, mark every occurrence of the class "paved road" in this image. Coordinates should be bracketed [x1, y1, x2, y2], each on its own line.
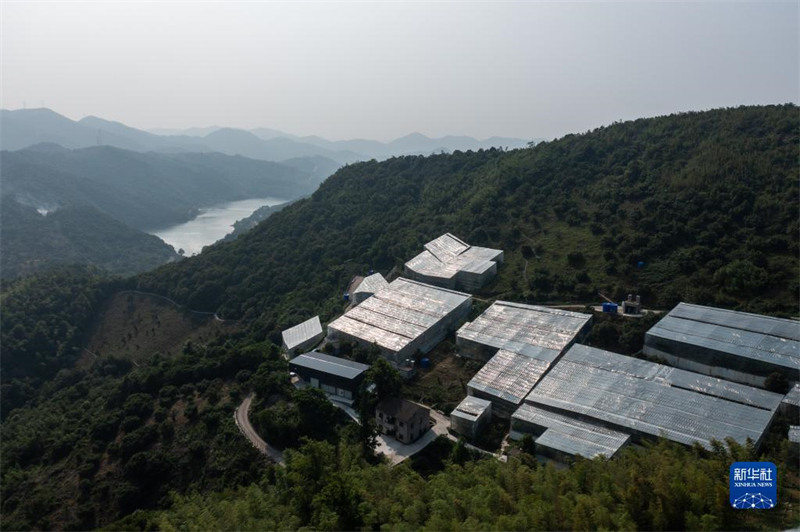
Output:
[234, 394, 284, 466]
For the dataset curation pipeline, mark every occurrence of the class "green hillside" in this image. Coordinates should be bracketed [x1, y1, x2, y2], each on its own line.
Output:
[1, 145, 321, 231]
[0, 198, 180, 279]
[2, 106, 797, 531]
[137, 104, 799, 341]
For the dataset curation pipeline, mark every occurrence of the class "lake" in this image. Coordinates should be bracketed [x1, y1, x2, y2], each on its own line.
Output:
[150, 197, 285, 256]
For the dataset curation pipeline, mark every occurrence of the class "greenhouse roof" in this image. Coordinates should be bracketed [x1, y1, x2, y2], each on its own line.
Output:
[328, 278, 470, 353]
[467, 349, 553, 406]
[646, 303, 800, 372]
[353, 273, 389, 296]
[452, 396, 492, 423]
[783, 384, 800, 408]
[405, 233, 503, 281]
[457, 301, 591, 357]
[513, 403, 631, 459]
[526, 344, 779, 448]
[281, 316, 323, 352]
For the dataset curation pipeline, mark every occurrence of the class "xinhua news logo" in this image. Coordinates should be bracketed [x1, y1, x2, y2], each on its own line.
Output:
[730, 462, 777, 509]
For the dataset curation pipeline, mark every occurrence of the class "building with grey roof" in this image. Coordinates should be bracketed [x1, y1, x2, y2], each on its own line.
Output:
[450, 396, 492, 440]
[781, 383, 800, 422]
[457, 301, 592, 417]
[456, 301, 592, 362]
[352, 273, 389, 305]
[327, 277, 472, 368]
[289, 351, 370, 404]
[524, 344, 783, 450]
[644, 303, 800, 387]
[404, 233, 504, 291]
[511, 403, 631, 460]
[282, 315, 324, 355]
[466, 349, 554, 417]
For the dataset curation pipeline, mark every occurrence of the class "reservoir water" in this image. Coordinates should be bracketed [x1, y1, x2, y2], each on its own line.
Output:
[150, 197, 285, 256]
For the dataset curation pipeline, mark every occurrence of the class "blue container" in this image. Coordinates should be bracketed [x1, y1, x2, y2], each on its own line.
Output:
[637, 261, 646, 269]
[343, 292, 350, 301]
[602, 302, 618, 314]
[420, 358, 431, 369]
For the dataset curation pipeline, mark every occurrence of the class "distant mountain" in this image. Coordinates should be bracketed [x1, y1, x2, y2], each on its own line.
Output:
[1, 108, 538, 167]
[193, 128, 362, 165]
[0, 197, 180, 279]
[0, 108, 145, 151]
[147, 125, 223, 137]
[0, 145, 320, 231]
[294, 132, 539, 160]
[0, 109, 358, 166]
[280, 155, 342, 182]
[249, 127, 297, 140]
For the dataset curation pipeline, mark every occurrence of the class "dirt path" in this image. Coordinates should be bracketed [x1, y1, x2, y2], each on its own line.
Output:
[234, 394, 284, 466]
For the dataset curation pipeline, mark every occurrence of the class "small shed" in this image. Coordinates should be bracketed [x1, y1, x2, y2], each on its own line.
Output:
[289, 351, 369, 404]
[282, 316, 324, 355]
[352, 273, 389, 305]
[450, 396, 492, 440]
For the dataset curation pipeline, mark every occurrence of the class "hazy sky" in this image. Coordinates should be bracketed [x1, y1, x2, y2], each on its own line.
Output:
[2, 1, 797, 141]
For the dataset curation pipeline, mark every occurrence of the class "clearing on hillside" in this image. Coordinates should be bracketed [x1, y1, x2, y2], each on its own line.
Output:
[81, 291, 238, 366]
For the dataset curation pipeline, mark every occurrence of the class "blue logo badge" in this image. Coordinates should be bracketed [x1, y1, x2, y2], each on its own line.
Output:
[730, 462, 777, 509]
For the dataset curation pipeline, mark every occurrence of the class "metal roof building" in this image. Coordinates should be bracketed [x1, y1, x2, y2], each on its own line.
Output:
[404, 233, 504, 291]
[782, 383, 800, 421]
[466, 349, 555, 417]
[450, 396, 492, 439]
[456, 301, 593, 362]
[511, 403, 631, 460]
[327, 278, 472, 367]
[644, 303, 800, 387]
[281, 316, 324, 355]
[289, 351, 370, 404]
[524, 344, 782, 450]
[352, 273, 389, 305]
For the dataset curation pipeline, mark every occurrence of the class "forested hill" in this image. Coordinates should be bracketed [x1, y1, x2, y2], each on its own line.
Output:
[0, 145, 321, 231]
[137, 105, 799, 340]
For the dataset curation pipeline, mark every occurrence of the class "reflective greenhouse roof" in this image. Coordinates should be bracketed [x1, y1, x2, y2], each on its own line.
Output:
[457, 301, 591, 357]
[353, 273, 389, 296]
[281, 315, 323, 352]
[328, 278, 471, 354]
[526, 344, 780, 448]
[452, 396, 492, 423]
[468, 349, 552, 406]
[647, 303, 800, 372]
[405, 233, 503, 281]
[513, 403, 631, 459]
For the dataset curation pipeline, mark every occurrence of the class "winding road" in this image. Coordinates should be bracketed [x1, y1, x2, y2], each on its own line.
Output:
[234, 394, 284, 465]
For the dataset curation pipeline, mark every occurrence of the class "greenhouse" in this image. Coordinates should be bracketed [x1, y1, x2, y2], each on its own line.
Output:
[456, 301, 592, 362]
[450, 396, 492, 439]
[352, 273, 389, 305]
[510, 403, 631, 459]
[327, 278, 472, 367]
[644, 303, 800, 387]
[524, 344, 782, 450]
[404, 233, 504, 291]
[466, 349, 554, 417]
[281, 315, 324, 355]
